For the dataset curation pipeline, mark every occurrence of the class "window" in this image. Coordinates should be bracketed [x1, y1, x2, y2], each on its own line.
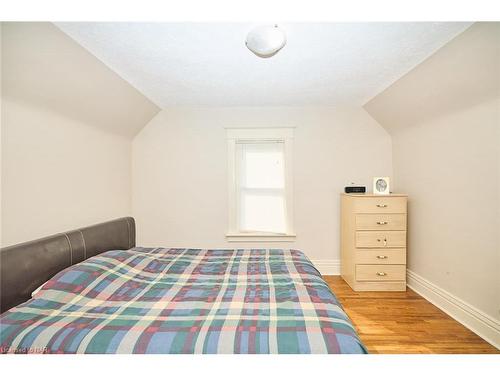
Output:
[226, 128, 295, 241]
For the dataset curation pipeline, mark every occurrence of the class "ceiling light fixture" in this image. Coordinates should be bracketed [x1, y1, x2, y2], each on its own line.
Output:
[245, 25, 286, 58]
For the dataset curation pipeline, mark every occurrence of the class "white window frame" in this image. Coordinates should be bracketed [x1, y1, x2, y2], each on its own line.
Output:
[226, 127, 295, 242]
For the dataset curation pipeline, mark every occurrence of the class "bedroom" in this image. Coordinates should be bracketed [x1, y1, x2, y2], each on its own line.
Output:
[0, 0, 499, 372]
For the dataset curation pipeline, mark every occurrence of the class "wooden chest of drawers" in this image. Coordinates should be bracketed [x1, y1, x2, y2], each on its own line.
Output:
[340, 193, 408, 291]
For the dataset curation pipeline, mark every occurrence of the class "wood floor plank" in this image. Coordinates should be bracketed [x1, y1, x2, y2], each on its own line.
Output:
[323, 275, 499, 354]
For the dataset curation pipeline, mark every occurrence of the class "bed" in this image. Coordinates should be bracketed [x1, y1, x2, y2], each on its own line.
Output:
[0, 218, 366, 354]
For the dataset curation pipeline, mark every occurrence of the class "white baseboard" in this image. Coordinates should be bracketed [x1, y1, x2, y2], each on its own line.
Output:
[407, 269, 500, 349]
[311, 259, 340, 275]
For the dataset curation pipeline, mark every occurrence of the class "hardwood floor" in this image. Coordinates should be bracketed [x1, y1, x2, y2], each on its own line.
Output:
[324, 275, 499, 354]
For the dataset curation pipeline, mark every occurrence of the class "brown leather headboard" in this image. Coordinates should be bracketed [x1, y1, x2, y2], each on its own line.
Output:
[0, 217, 136, 313]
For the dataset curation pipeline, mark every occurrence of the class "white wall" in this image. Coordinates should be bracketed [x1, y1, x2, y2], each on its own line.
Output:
[1, 98, 132, 246]
[364, 23, 500, 346]
[0, 22, 160, 246]
[2, 22, 159, 138]
[392, 98, 499, 318]
[0, 23, 3, 246]
[132, 106, 392, 268]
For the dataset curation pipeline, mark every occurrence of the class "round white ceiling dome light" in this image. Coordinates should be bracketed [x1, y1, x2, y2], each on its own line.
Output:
[245, 25, 287, 58]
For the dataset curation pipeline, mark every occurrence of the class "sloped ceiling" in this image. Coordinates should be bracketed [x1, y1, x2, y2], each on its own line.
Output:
[364, 22, 500, 133]
[1, 22, 160, 138]
[55, 22, 471, 107]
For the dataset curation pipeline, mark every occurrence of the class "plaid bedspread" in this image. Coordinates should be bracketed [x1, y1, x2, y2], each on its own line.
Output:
[0, 248, 366, 354]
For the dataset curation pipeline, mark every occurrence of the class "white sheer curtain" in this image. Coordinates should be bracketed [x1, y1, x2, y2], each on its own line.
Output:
[236, 141, 286, 234]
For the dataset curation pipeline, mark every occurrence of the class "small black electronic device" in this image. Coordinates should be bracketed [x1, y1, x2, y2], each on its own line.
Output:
[344, 186, 366, 194]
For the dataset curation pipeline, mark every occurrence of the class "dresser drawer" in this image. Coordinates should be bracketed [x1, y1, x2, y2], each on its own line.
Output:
[356, 249, 406, 264]
[354, 197, 407, 214]
[355, 231, 406, 248]
[355, 214, 406, 231]
[356, 265, 406, 281]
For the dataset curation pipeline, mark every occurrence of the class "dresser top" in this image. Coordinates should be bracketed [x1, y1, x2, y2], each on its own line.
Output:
[341, 193, 408, 197]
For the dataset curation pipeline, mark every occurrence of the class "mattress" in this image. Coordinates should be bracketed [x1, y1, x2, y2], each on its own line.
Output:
[0, 248, 366, 354]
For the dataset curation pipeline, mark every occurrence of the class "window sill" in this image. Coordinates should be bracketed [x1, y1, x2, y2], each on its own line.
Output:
[225, 233, 297, 242]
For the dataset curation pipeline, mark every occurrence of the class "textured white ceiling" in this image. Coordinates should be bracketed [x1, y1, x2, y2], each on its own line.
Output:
[55, 22, 472, 108]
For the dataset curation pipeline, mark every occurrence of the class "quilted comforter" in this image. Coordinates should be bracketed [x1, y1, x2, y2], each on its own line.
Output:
[0, 248, 366, 354]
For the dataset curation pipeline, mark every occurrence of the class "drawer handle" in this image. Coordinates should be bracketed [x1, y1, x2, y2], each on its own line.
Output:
[376, 204, 387, 208]
[377, 238, 388, 246]
[376, 255, 388, 259]
[376, 221, 388, 225]
[376, 272, 387, 276]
